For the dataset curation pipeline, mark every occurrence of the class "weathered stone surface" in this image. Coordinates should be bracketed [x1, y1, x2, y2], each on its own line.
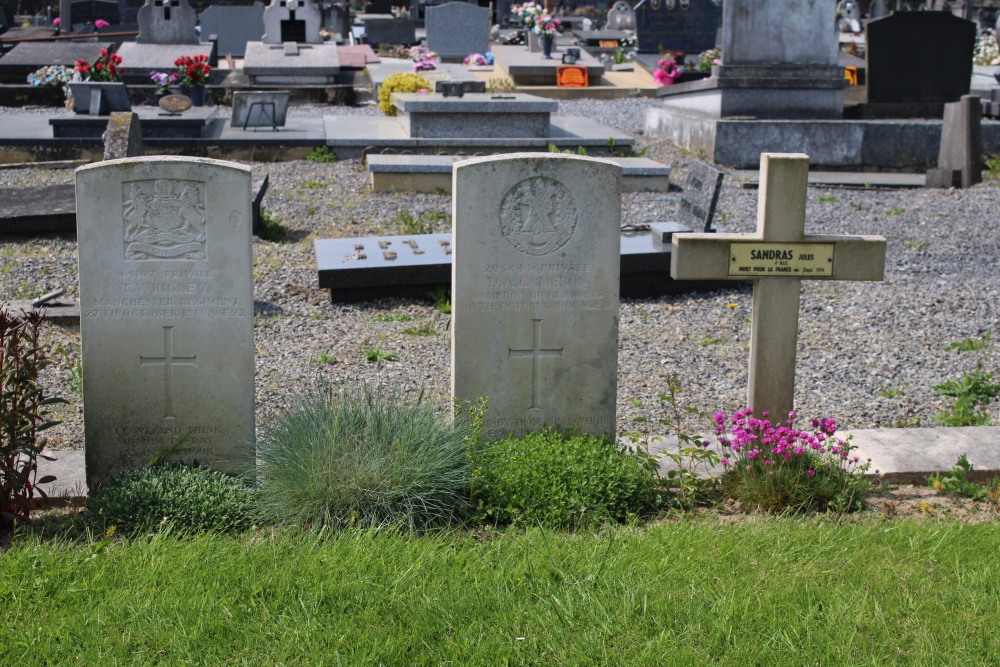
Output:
[76, 156, 255, 487]
[199, 5, 265, 57]
[262, 0, 322, 44]
[102, 112, 144, 160]
[136, 0, 199, 44]
[392, 92, 556, 138]
[451, 154, 622, 440]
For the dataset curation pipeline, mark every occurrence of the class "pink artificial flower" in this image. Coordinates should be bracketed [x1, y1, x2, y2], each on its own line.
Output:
[53, 17, 60, 25]
[94, 19, 110, 29]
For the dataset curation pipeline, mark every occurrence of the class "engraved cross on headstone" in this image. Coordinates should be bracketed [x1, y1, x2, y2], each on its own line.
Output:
[154, 0, 179, 21]
[140, 325, 198, 419]
[670, 153, 887, 422]
[508, 318, 563, 419]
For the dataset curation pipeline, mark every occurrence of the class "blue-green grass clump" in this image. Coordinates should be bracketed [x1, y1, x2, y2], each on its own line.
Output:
[256, 387, 473, 530]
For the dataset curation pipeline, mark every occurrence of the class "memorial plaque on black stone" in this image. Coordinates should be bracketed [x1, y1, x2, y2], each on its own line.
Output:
[635, 0, 720, 55]
[866, 13, 975, 105]
[280, 19, 308, 43]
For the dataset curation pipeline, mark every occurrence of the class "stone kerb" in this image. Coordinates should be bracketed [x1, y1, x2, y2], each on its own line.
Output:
[76, 156, 255, 487]
[451, 153, 622, 441]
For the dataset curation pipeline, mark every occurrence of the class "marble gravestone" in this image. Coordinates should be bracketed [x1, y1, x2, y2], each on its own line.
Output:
[425, 2, 489, 61]
[76, 157, 255, 487]
[452, 154, 622, 441]
[199, 4, 265, 58]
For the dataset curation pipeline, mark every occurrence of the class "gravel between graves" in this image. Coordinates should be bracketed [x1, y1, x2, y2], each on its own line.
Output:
[1, 98, 998, 451]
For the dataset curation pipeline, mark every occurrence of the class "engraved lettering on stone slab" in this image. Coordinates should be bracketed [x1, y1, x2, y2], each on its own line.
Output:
[379, 240, 390, 249]
[507, 318, 563, 419]
[499, 177, 578, 256]
[124, 179, 207, 260]
[140, 325, 197, 419]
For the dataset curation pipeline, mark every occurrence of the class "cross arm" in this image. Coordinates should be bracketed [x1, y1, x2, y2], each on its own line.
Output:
[670, 233, 887, 282]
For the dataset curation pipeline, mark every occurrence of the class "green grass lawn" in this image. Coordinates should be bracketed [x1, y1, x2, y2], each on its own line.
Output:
[3, 519, 997, 666]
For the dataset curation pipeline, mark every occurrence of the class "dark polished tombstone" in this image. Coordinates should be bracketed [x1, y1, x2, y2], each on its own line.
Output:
[200, 5, 265, 57]
[635, 0, 721, 55]
[72, 0, 121, 25]
[366, 0, 393, 13]
[0, 4, 12, 34]
[865, 12, 975, 117]
[364, 17, 416, 46]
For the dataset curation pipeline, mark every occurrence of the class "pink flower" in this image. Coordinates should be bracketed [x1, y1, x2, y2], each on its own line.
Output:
[807, 469, 815, 476]
[53, 17, 60, 25]
[94, 19, 110, 29]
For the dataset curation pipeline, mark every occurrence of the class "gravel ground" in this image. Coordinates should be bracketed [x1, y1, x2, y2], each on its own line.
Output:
[1, 98, 998, 451]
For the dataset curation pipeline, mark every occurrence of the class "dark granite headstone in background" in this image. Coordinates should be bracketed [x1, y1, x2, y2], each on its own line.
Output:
[365, 0, 393, 13]
[635, 0, 721, 55]
[364, 18, 417, 46]
[426, 2, 489, 61]
[866, 12, 975, 105]
[0, 4, 13, 34]
[200, 5, 265, 57]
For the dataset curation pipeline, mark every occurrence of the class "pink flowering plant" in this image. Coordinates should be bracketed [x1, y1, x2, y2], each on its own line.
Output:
[653, 57, 682, 86]
[532, 14, 561, 37]
[714, 409, 872, 513]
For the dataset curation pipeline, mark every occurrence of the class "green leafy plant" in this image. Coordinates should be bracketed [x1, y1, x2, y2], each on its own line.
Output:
[486, 78, 519, 93]
[623, 377, 718, 509]
[886, 208, 905, 217]
[394, 209, 446, 235]
[403, 320, 438, 336]
[933, 369, 999, 426]
[87, 464, 256, 534]
[299, 180, 329, 189]
[1, 310, 65, 532]
[699, 336, 724, 347]
[313, 350, 337, 365]
[256, 209, 288, 242]
[927, 454, 997, 501]
[947, 333, 992, 352]
[714, 410, 871, 513]
[378, 72, 432, 116]
[984, 155, 1000, 180]
[428, 285, 451, 314]
[305, 146, 338, 163]
[470, 429, 661, 528]
[255, 386, 474, 529]
[817, 195, 837, 202]
[373, 311, 414, 323]
[363, 345, 399, 363]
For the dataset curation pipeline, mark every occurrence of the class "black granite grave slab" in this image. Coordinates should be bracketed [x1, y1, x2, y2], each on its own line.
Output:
[0, 41, 114, 83]
[50, 111, 216, 139]
[866, 13, 975, 106]
[635, 0, 720, 55]
[0, 184, 75, 234]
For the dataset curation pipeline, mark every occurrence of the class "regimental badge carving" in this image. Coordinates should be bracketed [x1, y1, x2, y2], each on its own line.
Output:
[499, 177, 578, 256]
[650, 0, 661, 9]
[123, 179, 207, 260]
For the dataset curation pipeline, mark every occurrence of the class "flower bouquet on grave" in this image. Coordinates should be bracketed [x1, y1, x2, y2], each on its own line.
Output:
[531, 14, 561, 37]
[150, 70, 179, 95]
[74, 49, 124, 82]
[26, 65, 75, 109]
[175, 54, 212, 87]
[696, 48, 721, 73]
[463, 52, 491, 67]
[653, 54, 683, 87]
[512, 1, 543, 28]
[408, 46, 438, 72]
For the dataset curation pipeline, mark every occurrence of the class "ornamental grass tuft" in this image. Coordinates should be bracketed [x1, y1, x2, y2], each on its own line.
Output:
[255, 387, 473, 530]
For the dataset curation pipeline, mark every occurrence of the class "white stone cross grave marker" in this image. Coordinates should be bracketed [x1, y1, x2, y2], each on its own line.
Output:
[670, 153, 887, 421]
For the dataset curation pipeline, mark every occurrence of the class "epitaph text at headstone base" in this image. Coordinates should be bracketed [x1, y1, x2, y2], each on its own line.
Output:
[452, 154, 622, 441]
[77, 156, 255, 487]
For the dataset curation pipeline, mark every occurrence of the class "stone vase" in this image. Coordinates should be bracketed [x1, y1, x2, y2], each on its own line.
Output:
[180, 84, 206, 107]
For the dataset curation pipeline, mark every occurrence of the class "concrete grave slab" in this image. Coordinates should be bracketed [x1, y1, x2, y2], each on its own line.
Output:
[392, 92, 557, 138]
[76, 156, 255, 487]
[0, 41, 114, 83]
[242, 40, 341, 84]
[451, 153, 621, 440]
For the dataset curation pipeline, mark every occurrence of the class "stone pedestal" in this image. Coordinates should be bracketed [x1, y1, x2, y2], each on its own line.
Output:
[242, 41, 341, 85]
[391, 93, 557, 139]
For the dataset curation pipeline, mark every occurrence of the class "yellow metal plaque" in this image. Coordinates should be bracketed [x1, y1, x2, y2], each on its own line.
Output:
[728, 243, 835, 277]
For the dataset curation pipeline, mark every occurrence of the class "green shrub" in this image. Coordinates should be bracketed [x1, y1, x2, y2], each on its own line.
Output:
[88, 464, 257, 534]
[305, 146, 338, 163]
[933, 369, 999, 426]
[378, 72, 431, 116]
[1, 309, 64, 532]
[256, 387, 473, 530]
[256, 209, 288, 242]
[470, 429, 661, 528]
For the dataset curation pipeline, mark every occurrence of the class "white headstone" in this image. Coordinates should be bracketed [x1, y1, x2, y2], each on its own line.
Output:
[76, 156, 255, 487]
[451, 154, 622, 441]
[670, 153, 887, 421]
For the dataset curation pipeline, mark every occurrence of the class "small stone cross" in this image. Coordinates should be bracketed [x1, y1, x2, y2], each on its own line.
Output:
[670, 153, 887, 421]
[140, 325, 198, 420]
[508, 318, 563, 419]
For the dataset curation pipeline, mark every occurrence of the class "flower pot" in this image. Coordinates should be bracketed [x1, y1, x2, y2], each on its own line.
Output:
[180, 84, 206, 107]
[541, 34, 554, 59]
[68, 81, 130, 115]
